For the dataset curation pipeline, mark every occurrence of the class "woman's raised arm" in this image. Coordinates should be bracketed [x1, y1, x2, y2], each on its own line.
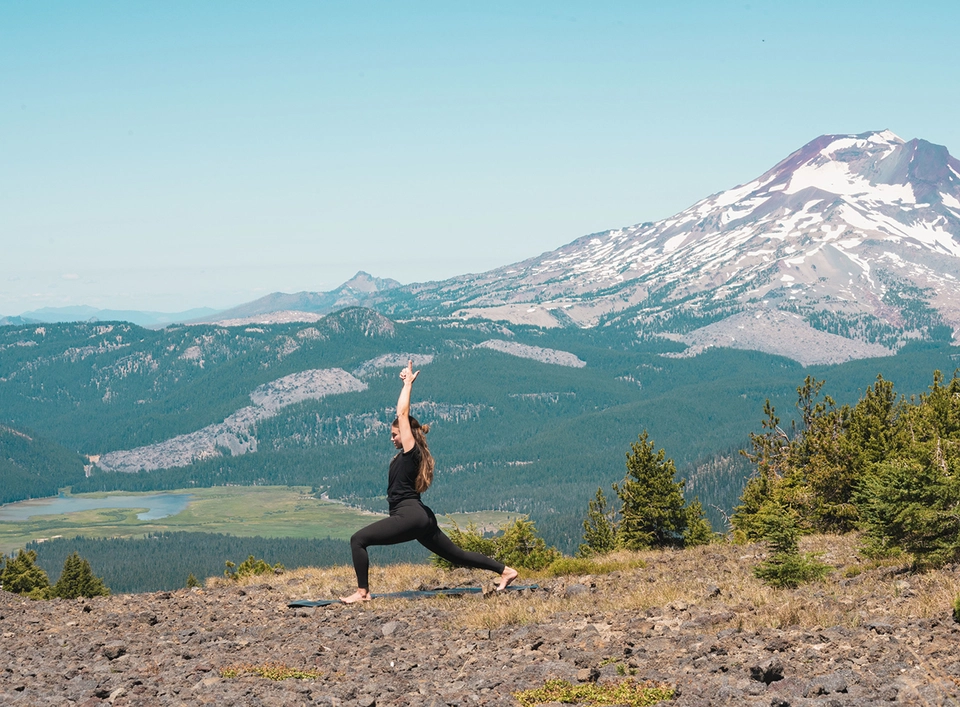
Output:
[396, 360, 419, 452]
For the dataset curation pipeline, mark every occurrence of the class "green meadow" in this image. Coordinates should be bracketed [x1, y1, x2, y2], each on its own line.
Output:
[0, 486, 519, 555]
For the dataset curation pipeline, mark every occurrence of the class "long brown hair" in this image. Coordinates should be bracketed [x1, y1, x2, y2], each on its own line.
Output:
[393, 415, 434, 493]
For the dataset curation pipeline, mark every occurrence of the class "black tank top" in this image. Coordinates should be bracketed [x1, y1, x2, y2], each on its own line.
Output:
[387, 445, 422, 506]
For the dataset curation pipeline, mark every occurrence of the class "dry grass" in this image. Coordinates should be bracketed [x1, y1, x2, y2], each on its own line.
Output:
[221, 534, 960, 632]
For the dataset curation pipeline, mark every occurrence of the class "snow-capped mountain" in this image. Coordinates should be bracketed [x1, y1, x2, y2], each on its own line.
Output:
[384, 130, 960, 363]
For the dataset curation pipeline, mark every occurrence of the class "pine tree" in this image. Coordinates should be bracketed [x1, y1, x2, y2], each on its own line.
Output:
[51, 552, 110, 599]
[683, 498, 714, 547]
[577, 487, 618, 557]
[614, 431, 688, 550]
[752, 502, 830, 588]
[186, 573, 200, 588]
[0, 549, 50, 597]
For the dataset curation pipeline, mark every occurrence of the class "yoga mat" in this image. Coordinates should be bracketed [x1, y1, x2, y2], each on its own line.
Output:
[288, 584, 539, 607]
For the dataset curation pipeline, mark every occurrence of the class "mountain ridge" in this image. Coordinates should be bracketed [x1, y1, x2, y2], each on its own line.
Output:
[171, 130, 960, 365]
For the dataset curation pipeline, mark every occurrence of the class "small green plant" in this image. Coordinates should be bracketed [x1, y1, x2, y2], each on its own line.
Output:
[514, 678, 675, 707]
[952, 594, 960, 624]
[220, 662, 321, 680]
[224, 555, 284, 580]
[186, 573, 201, 588]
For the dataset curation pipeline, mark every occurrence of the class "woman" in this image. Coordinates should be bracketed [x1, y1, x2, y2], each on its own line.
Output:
[339, 361, 518, 603]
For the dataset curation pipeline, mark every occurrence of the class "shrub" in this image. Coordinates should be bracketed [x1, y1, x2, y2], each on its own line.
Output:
[496, 518, 561, 570]
[433, 518, 559, 571]
[953, 594, 960, 624]
[220, 662, 322, 680]
[224, 555, 284, 580]
[514, 678, 675, 707]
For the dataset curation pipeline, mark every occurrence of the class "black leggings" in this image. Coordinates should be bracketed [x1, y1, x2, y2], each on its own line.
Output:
[349, 499, 505, 589]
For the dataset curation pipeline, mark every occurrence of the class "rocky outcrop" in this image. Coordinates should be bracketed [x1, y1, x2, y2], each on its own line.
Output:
[476, 340, 586, 368]
[96, 369, 367, 473]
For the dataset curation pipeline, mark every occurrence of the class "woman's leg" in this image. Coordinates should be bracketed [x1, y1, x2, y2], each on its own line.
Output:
[417, 527, 504, 573]
[417, 527, 519, 590]
[416, 504, 519, 590]
[345, 503, 430, 597]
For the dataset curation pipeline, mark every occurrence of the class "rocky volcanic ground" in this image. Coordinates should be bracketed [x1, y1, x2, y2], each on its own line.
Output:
[2, 564, 960, 707]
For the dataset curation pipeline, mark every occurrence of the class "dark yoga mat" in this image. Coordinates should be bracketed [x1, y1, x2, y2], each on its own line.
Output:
[288, 584, 539, 607]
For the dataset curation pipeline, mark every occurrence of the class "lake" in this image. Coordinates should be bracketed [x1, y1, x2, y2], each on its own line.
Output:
[0, 493, 194, 522]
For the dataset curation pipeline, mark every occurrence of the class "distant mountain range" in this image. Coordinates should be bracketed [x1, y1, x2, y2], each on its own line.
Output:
[4, 305, 222, 328]
[8, 131, 959, 365]
[196, 130, 960, 365]
[194, 272, 402, 324]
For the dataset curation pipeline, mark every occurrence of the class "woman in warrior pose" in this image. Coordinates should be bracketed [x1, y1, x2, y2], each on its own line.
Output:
[339, 361, 518, 603]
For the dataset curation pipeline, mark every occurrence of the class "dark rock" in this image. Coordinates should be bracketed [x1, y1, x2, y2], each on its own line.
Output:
[749, 657, 784, 684]
[764, 636, 792, 652]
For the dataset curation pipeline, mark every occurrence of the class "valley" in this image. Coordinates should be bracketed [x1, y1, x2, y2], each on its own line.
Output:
[0, 486, 519, 556]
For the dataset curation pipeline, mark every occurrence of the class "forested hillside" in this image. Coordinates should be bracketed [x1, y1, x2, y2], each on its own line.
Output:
[3, 313, 959, 552]
[0, 424, 85, 505]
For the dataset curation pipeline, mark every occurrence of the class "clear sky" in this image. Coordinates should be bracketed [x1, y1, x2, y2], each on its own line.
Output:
[3, 1, 958, 315]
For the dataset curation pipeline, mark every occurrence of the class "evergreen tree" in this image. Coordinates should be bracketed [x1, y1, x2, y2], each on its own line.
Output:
[752, 501, 830, 588]
[577, 487, 618, 557]
[186, 573, 200, 588]
[614, 431, 688, 550]
[683, 498, 714, 547]
[857, 372, 960, 568]
[733, 400, 790, 540]
[51, 552, 110, 599]
[0, 549, 50, 597]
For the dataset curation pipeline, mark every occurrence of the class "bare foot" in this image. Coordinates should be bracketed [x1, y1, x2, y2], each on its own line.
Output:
[339, 589, 371, 604]
[496, 566, 519, 592]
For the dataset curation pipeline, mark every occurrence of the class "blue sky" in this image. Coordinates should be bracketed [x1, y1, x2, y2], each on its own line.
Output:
[3, 1, 958, 314]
